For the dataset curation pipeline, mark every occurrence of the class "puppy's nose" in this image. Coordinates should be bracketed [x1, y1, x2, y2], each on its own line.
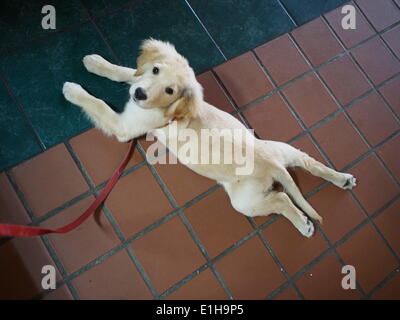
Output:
[134, 87, 147, 101]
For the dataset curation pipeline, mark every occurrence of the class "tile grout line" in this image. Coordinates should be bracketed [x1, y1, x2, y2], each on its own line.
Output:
[393, 0, 400, 11]
[271, 193, 400, 299]
[318, 15, 400, 266]
[183, 0, 228, 61]
[288, 15, 400, 293]
[0, 1, 145, 60]
[352, 0, 400, 63]
[366, 268, 400, 299]
[0, 72, 46, 151]
[236, 20, 400, 115]
[3, 170, 80, 299]
[78, 0, 123, 64]
[2, 3, 399, 299]
[248, 218, 305, 300]
[322, 6, 400, 125]
[76, 1, 166, 299]
[251, 48, 362, 299]
[206, 67, 304, 299]
[247, 51, 313, 299]
[31, 188, 400, 299]
[251, 24, 397, 298]
[287, 20, 400, 295]
[135, 142, 235, 299]
[62, 140, 160, 299]
[276, 0, 298, 27]
[0, 20, 92, 59]
[2, 17, 399, 172]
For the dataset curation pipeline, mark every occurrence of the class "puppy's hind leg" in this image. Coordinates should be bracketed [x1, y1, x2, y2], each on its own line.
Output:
[222, 179, 314, 237]
[271, 141, 356, 190]
[273, 168, 323, 224]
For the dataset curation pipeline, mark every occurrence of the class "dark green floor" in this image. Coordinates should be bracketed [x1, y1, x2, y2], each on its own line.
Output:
[0, 0, 348, 171]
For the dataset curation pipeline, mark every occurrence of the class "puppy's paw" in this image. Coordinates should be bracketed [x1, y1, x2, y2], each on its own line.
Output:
[83, 54, 106, 73]
[63, 82, 86, 105]
[340, 173, 357, 190]
[299, 216, 314, 238]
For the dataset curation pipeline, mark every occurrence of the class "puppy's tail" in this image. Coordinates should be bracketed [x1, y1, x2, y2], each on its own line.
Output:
[273, 167, 323, 224]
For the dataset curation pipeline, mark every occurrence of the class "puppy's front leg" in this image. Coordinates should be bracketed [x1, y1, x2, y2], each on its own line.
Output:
[63, 82, 127, 140]
[83, 55, 136, 83]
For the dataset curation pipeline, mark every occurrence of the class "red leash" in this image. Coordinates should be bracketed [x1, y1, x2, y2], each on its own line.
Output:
[0, 139, 137, 237]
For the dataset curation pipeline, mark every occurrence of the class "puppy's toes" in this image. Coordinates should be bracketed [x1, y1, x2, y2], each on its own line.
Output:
[301, 218, 315, 238]
[341, 174, 357, 190]
[62, 82, 85, 104]
[297, 215, 315, 238]
[83, 54, 106, 73]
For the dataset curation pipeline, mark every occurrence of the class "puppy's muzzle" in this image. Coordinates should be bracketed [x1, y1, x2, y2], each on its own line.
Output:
[134, 87, 147, 101]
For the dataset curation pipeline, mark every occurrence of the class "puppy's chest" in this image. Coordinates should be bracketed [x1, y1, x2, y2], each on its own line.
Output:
[125, 100, 168, 130]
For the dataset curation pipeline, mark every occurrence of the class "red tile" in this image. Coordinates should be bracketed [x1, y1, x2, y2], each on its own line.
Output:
[215, 236, 285, 299]
[274, 286, 299, 300]
[184, 188, 252, 258]
[325, 2, 375, 49]
[242, 94, 303, 142]
[263, 218, 329, 275]
[0, 237, 61, 299]
[10, 144, 88, 217]
[154, 152, 216, 207]
[72, 250, 153, 299]
[42, 196, 120, 274]
[347, 93, 399, 146]
[197, 71, 235, 113]
[254, 34, 309, 86]
[131, 216, 206, 294]
[69, 128, 142, 186]
[290, 134, 328, 194]
[42, 285, 73, 300]
[252, 213, 277, 227]
[352, 37, 400, 86]
[166, 269, 228, 300]
[283, 73, 339, 127]
[383, 26, 400, 58]
[214, 52, 273, 107]
[356, 0, 400, 32]
[350, 154, 399, 215]
[105, 166, 172, 238]
[312, 113, 368, 170]
[296, 254, 362, 299]
[371, 273, 400, 300]
[374, 199, 400, 257]
[309, 184, 365, 243]
[379, 78, 400, 117]
[377, 135, 400, 181]
[0, 172, 31, 225]
[337, 223, 397, 292]
[319, 55, 371, 105]
[291, 18, 343, 67]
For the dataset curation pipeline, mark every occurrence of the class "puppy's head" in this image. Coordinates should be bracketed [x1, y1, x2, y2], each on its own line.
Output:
[130, 39, 203, 120]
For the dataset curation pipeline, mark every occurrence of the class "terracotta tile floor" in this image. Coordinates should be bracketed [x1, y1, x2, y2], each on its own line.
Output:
[1, 2, 399, 300]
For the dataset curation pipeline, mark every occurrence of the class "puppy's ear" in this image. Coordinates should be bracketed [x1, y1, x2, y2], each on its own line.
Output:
[166, 81, 203, 120]
[135, 39, 177, 76]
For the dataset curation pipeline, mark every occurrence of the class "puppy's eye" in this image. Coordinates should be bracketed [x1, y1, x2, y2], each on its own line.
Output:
[152, 67, 159, 75]
[165, 87, 174, 95]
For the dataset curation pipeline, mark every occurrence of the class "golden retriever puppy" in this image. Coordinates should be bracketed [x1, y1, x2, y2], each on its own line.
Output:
[63, 39, 356, 237]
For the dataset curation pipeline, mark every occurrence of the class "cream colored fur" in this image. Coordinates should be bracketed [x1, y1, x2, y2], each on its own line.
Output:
[63, 39, 356, 238]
